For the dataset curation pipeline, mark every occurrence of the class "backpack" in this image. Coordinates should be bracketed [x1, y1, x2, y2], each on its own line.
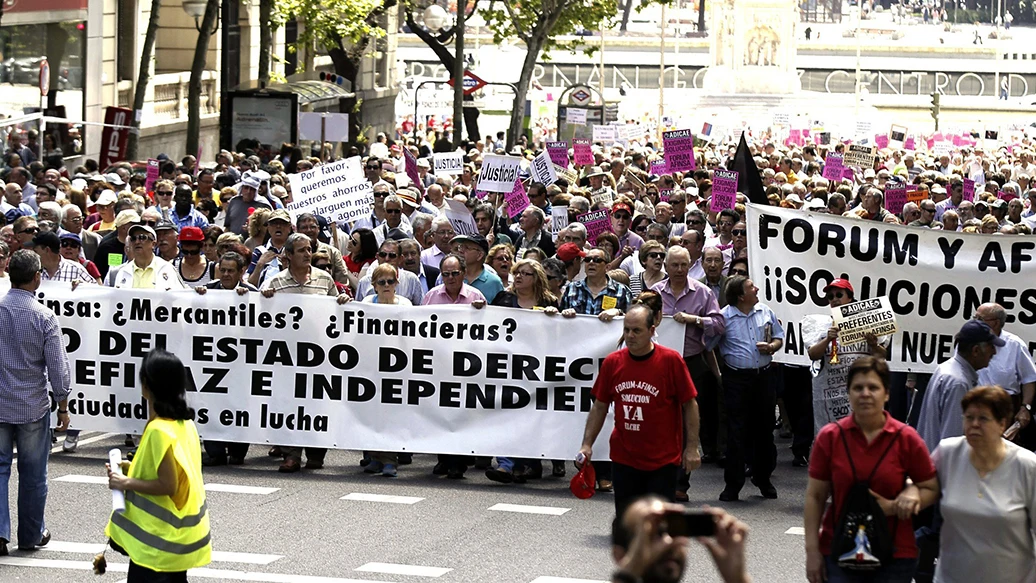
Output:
[831, 425, 903, 571]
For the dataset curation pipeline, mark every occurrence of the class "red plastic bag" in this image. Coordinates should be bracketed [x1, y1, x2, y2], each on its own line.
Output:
[570, 461, 596, 499]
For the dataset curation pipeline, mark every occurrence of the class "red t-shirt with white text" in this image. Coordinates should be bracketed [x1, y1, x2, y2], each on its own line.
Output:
[591, 344, 697, 471]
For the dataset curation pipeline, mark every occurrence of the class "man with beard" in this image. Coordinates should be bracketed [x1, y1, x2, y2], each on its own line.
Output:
[610, 496, 751, 583]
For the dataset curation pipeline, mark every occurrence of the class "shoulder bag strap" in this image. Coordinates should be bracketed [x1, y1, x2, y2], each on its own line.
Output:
[837, 425, 859, 482]
[866, 427, 905, 482]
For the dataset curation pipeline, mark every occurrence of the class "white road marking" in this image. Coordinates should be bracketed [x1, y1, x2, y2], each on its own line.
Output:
[41, 541, 282, 565]
[488, 503, 570, 516]
[785, 527, 806, 535]
[529, 577, 608, 583]
[51, 432, 117, 454]
[52, 475, 279, 495]
[204, 484, 280, 495]
[355, 562, 452, 577]
[340, 492, 424, 504]
[0, 557, 392, 582]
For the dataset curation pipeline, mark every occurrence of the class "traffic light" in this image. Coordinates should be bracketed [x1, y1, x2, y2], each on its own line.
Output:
[931, 92, 941, 131]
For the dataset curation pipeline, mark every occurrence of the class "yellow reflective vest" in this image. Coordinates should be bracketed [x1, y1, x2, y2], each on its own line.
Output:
[106, 418, 211, 572]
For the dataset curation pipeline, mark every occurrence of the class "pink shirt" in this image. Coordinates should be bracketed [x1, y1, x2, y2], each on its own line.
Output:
[422, 283, 486, 305]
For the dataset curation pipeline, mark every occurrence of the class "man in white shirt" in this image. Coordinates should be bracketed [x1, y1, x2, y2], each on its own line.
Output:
[112, 224, 186, 291]
[975, 303, 1036, 434]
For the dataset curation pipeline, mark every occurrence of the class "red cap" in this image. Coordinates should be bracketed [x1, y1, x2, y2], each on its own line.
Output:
[824, 278, 854, 295]
[557, 242, 587, 262]
[178, 226, 205, 242]
[569, 461, 596, 499]
[612, 202, 633, 215]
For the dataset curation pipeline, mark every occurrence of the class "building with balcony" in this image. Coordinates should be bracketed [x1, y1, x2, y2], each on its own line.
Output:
[1, 0, 399, 164]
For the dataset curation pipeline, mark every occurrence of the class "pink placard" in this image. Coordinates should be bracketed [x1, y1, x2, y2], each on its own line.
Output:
[505, 179, 530, 219]
[662, 129, 696, 173]
[822, 154, 845, 181]
[875, 135, 890, 149]
[999, 189, 1019, 202]
[577, 209, 612, 244]
[547, 141, 569, 168]
[146, 158, 159, 193]
[842, 167, 854, 181]
[650, 160, 668, 175]
[711, 169, 738, 212]
[404, 148, 424, 195]
[573, 139, 593, 166]
[884, 182, 907, 215]
[962, 178, 975, 202]
[904, 136, 916, 150]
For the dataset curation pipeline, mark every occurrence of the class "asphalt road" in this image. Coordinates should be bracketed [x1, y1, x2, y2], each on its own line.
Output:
[3, 430, 811, 582]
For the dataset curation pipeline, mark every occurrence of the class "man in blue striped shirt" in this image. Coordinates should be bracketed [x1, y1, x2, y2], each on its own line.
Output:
[716, 275, 784, 502]
[0, 250, 72, 554]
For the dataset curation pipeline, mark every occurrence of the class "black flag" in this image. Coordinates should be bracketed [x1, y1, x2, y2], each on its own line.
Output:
[729, 133, 767, 206]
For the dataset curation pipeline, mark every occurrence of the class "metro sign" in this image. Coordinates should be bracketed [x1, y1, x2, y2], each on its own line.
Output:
[570, 88, 591, 105]
[446, 71, 488, 96]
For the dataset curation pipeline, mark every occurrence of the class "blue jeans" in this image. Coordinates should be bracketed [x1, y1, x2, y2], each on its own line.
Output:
[824, 555, 917, 583]
[0, 416, 51, 545]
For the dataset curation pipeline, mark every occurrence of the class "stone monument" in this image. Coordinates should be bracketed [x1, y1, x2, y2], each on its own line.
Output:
[703, 0, 801, 94]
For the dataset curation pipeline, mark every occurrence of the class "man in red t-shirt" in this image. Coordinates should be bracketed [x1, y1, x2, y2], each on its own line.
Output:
[578, 303, 702, 515]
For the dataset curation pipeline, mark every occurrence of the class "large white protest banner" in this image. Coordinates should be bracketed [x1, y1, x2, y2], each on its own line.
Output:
[479, 154, 522, 193]
[286, 157, 371, 224]
[746, 204, 1036, 373]
[31, 284, 685, 457]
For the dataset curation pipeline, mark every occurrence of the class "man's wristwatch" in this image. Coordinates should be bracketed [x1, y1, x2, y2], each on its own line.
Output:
[1024, 403, 1032, 413]
[58, 409, 68, 414]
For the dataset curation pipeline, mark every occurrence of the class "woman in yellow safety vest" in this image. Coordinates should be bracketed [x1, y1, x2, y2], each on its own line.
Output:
[105, 349, 211, 582]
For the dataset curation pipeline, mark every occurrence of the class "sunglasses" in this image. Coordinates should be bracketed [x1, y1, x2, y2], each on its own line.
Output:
[375, 278, 398, 286]
[730, 269, 748, 276]
[514, 270, 536, 277]
[613, 213, 631, 220]
[825, 291, 849, 300]
[129, 234, 153, 242]
[442, 270, 462, 278]
[316, 264, 332, 271]
[60, 241, 80, 249]
[18, 227, 40, 235]
[373, 193, 387, 198]
[366, 165, 381, 170]
[732, 229, 747, 236]
[634, 225, 648, 233]
[647, 252, 666, 260]
[377, 252, 398, 259]
[143, 220, 158, 227]
[180, 248, 201, 256]
[584, 257, 606, 264]
[688, 219, 705, 226]
[157, 191, 173, 196]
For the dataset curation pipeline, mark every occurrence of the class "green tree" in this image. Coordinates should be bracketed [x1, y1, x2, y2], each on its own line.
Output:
[273, 0, 396, 141]
[480, 0, 621, 149]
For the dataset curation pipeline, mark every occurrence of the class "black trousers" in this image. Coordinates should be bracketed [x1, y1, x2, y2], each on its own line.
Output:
[722, 364, 777, 493]
[281, 447, 326, 463]
[612, 461, 679, 517]
[203, 441, 249, 461]
[781, 364, 814, 458]
[128, 561, 188, 582]
[687, 354, 725, 458]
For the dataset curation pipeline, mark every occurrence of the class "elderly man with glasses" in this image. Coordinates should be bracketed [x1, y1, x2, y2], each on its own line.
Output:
[60, 205, 100, 262]
[109, 223, 186, 291]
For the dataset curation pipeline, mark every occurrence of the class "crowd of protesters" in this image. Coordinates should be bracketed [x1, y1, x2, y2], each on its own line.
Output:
[2, 124, 1035, 579]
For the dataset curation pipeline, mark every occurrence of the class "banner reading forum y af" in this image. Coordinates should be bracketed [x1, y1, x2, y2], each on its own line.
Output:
[747, 204, 1036, 373]
[35, 284, 684, 458]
